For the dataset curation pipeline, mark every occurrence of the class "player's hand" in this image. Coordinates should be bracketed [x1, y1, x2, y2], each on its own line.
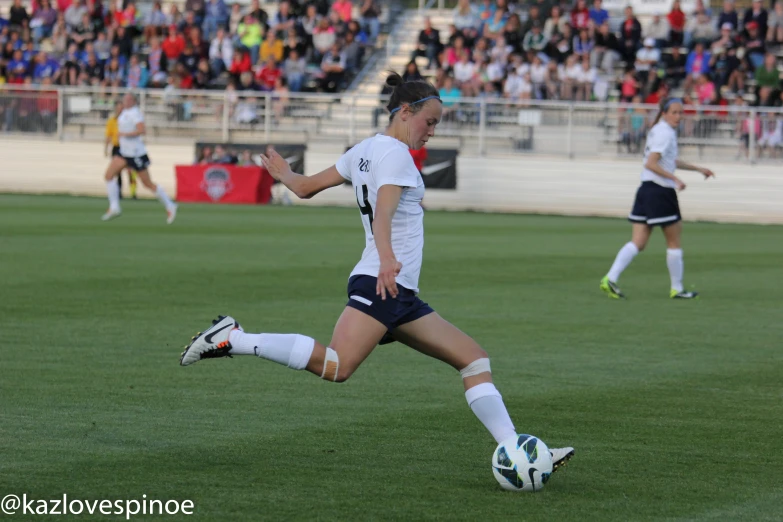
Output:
[259, 147, 291, 181]
[675, 178, 686, 191]
[377, 257, 402, 301]
[700, 167, 715, 179]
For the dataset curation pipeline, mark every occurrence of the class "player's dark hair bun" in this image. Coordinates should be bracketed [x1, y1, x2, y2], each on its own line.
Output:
[385, 72, 404, 89]
[385, 70, 439, 121]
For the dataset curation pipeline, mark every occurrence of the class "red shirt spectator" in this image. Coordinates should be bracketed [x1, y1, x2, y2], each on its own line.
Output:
[163, 29, 186, 60]
[570, 0, 590, 30]
[255, 61, 281, 90]
[56, 0, 72, 13]
[668, 4, 686, 31]
[229, 49, 252, 75]
[332, 0, 353, 22]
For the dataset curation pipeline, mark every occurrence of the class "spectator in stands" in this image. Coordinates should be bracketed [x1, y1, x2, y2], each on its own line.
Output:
[589, 0, 609, 27]
[636, 38, 660, 90]
[543, 6, 567, 42]
[103, 56, 123, 88]
[143, 1, 169, 42]
[570, 0, 590, 31]
[147, 36, 168, 87]
[454, 0, 479, 33]
[283, 26, 306, 60]
[271, 1, 296, 39]
[717, 0, 739, 32]
[32, 50, 59, 83]
[209, 27, 233, 76]
[256, 56, 280, 91]
[319, 42, 345, 93]
[413, 17, 441, 70]
[238, 14, 263, 65]
[755, 52, 781, 105]
[203, 0, 228, 41]
[644, 13, 670, 48]
[744, 21, 767, 69]
[472, 37, 490, 63]
[212, 144, 234, 164]
[619, 6, 642, 62]
[179, 44, 199, 76]
[300, 4, 321, 45]
[30, 0, 56, 43]
[687, 12, 717, 48]
[193, 57, 213, 88]
[78, 51, 101, 85]
[667, 0, 686, 46]
[710, 44, 741, 92]
[768, 1, 783, 43]
[260, 30, 284, 64]
[229, 3, 243, 34]
[523, 21, 547, 54]
[620, 69, 640, 102]
[359, 0, 381, 44]
[64, 0, 87, 32]
[529, 53, 547, 98]
[664, 45, 687, 87]
[283, 48, 306, 91]
[573, 27, 594, 60]
[126, 53, 148, 89]
[313, 17, 336, 62]
[484, 8, 509, 40]
[332, 0, 353, 23]
[694, 72, 717, 104]
[743, 0, 768, 39]
[591, 22, 619, 73]
[9, 0, 29, 30]
[501, 13, 523, 54]
[245, 0, 269, 29]
[186, 0, 206, 25]
[453, 50, 477, 96]
[343, 30, 363, 72]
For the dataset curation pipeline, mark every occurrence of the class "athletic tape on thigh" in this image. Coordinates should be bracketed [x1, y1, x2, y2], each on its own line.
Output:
[460, 358, 491, 379]
[321, 347, 339, 381]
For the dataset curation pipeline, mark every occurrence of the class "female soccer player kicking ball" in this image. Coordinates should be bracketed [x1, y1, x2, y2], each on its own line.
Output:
[601, 97, 715, 299]
[180, 73, 574, 476]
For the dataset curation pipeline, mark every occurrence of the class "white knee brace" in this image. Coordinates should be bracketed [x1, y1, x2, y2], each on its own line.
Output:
[460, 358, 491, 379]
[321, 347, 339, 381]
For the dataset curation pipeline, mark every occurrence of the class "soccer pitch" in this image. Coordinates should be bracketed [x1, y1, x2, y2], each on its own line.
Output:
[2, 194, 782, 521]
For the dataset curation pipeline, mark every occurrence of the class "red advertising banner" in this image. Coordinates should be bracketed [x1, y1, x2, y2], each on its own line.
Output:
[175, 165, 275, 204]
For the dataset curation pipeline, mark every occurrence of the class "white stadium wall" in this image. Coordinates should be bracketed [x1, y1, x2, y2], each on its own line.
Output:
[2, 139, 782, 225]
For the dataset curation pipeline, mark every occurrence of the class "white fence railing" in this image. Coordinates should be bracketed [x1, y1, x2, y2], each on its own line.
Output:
[1, 85, 782, 163]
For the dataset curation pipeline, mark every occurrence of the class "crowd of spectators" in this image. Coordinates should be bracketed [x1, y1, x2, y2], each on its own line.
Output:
[0, 0, 382, 99]
[409, 0, 783, 111]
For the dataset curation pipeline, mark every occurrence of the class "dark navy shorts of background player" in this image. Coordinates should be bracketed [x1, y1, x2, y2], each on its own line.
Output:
[111, 146, 122, 157]
[123, 155, 151, 171]
[628, 181, 681, 227]
[345, 275, 434, 344]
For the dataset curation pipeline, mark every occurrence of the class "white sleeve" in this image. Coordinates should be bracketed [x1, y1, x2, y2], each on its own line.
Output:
[133, 109, 145, 125]
[375, 147, 418, 189]
[647, 128, 670, 154]
[335, 147, 353, 181]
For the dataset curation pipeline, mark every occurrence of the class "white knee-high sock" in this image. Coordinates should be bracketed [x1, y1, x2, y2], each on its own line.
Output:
[465, 383, 517, 444]
[667, 248, 684, 292]
[106, 179, 121, 211]
[155, 185, 175, 211]
[228, 330, 314, 370]
[607, 242, 639, 282]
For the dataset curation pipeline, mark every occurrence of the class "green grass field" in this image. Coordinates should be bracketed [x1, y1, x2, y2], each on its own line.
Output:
[1, 194, 782, 521]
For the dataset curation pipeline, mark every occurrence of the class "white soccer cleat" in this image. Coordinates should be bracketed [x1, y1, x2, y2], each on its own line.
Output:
[550, 447, 575, 473]
[101, 208, 122, 221]
[180, 315, 242, 366]
[166, 205, 178, 225]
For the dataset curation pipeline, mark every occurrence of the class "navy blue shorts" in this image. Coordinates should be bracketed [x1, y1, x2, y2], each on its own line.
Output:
[345, 275, 434, 344]
[628, 181, 681, 227]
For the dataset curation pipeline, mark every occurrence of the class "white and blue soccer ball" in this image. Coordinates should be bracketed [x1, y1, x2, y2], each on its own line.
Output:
[492, 434, 553, 492]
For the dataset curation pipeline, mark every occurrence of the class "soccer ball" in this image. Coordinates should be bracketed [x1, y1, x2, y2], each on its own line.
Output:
[492, 434, 553, 492]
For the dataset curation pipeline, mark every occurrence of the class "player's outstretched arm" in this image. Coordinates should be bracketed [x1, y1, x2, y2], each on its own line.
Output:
[675, 159, 715, 179]
[260, 148, 345, 199]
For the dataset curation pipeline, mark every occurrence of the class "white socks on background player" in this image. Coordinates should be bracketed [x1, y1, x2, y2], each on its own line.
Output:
[667, 248, 684, 292]
[228, 330, 315, 370]
[607, 242, 685, 291]
[607, 242, 639, 282]
[155, 185, 176, 212]
[462, 360, 517, 444]
[106, 179, 121, 211]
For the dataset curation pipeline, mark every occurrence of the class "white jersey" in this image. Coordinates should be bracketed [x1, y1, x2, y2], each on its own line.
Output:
[336, 134, 425, 292]
[641, 121, 678, 189]
[118, 106, 147, 157]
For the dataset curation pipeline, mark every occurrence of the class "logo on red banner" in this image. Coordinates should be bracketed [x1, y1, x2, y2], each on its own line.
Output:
[200, 167, 234, 201]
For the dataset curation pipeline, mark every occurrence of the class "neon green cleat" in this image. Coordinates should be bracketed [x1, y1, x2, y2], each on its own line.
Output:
[670, 289, 699, 299]
[600, 276, 625, 299]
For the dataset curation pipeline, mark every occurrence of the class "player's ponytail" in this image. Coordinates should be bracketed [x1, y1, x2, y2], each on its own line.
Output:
[385, 71, 440, 123]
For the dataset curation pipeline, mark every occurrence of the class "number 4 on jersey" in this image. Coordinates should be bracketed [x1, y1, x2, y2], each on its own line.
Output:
[355, 184, 373, 234]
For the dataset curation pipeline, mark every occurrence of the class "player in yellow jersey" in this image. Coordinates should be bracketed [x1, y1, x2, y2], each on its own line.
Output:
[105, 100, 137, 199]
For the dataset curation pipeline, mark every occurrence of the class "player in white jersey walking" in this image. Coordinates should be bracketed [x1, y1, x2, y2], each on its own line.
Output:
[601, 97, 715, 299]
[101, 93, 178, 224]
[180, 72, 574, 475]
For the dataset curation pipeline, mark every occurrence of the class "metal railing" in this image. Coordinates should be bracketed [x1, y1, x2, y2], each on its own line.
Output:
[1, 85, 782, 163]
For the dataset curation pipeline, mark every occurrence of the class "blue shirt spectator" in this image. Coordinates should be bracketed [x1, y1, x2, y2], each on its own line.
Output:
[589, 0, 609, 26]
